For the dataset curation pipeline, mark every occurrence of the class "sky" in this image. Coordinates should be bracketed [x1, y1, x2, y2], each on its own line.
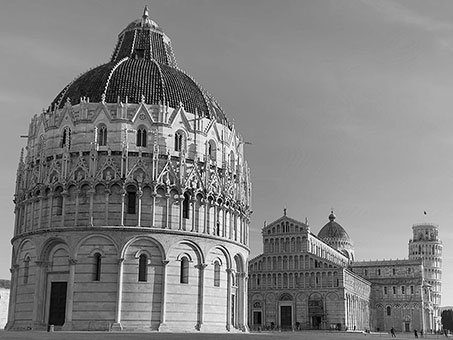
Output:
[1, 0, 453, 305]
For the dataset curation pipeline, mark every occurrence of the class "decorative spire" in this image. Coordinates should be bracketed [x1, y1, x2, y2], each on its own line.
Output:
[283, 207, 287, 216]
[329, 210, 336, 222]
[141, 5, 156, 28]
[141, 5, 150, 27]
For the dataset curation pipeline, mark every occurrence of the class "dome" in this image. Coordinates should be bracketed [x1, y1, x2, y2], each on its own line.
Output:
[318, 212, 354, 260]
[10, 6, 251, 333]
[318, 212, 352, 243]
[50, 6, 228, 124]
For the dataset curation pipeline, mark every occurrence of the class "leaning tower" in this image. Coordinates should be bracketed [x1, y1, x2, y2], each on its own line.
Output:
[408, 223, 442, 330]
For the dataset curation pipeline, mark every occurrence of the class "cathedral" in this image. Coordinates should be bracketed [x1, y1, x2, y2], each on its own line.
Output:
[248, 211, 442, 333]
[7, 7, 251, 332]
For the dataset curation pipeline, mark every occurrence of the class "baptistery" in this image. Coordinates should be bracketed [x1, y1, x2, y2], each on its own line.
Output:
[7, 7, 251, 332]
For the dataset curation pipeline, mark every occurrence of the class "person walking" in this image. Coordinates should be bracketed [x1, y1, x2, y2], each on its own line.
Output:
[391, 327, 396, 338]
[414, 329, 418, 338]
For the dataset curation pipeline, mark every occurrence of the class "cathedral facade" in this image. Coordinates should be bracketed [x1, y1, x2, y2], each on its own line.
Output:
[8, 7, 251, 332]
[248, 212, 440, 333]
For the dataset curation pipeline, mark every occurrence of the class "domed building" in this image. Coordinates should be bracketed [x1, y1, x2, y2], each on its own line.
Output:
[7, 6, 251, 332]
[318, 212, 354, 261]
[248, 211, 437, 333]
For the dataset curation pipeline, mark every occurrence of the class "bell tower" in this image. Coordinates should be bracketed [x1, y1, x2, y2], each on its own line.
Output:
[408, 223, 442, 331]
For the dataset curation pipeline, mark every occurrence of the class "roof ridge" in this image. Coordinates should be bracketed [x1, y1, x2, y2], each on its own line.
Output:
[103, 57, 129, 100]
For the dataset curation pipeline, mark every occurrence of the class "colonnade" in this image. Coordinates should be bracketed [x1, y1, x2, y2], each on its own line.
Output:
[345, 293, 369, 330]
[14, 184, 250, 247]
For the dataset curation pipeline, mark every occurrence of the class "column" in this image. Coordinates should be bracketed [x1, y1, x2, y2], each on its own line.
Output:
[47, 195, 53, 228]
[13, 206, 19, 236]
[237, 272, 246, 331]
[151, 191, 156, 227]
[137, 188, 143, 227]
[196, 263, 207, 330]
[5, 264, 19, 330]
[226, 269, 232, 331]
[23, 201, 28, 232]
[62, 259, 77, 330]
[165, 192, 170, 229]
[112, 258, 124, 330]
[221, 204, 226, 237]
[213, 202, 218, 235]
[74, 189, 80, 226]
[191, 198, 196, 232]
[38, 195, 43, 229]
[203, 199, 208, 234]
[104, 189, 110, 225]
[345, 294, 349, 330]
[420, 302, 425, 332]
[61, 190, 68, 226]
[32, 261, 48, 329]
[88, 188, 95, 226]
[30, 199, 35, 231]
[239, 215, 243, 243]
[243, 273, 249, 331]
[120, 191, 126, 227]
[159, 260, 170, 330]
[178, 195, 183, 231]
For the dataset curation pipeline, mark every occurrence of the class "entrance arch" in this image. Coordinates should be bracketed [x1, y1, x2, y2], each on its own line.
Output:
[308, 293, 324, 329]
[278, 293, 293, 330]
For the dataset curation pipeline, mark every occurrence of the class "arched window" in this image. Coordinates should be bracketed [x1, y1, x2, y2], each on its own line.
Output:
[127, 187, 136, 214]
[23, 257, 30, 284]
[55, 187, 63, 216]
[180, 257, 189, 284]
[229, 151, 235, 170]
[208, 140, 216, 160]
[216, 220, 220, 236]
[175, 131, 184, 152]
[138, 254, 148, 282]
[182, 192, 190, 219]
[93, 253, 102, 281]
[214, 261, 221, 287]
[386, 306, 391, 316]
[37, 135, 45, 154]
[61, 127, 71, 149]
[136, 127, 147, 147]
[98, 125, 107, 146]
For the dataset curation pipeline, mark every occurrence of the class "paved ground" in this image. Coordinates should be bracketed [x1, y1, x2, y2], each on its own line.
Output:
[0, 331, 449, 340]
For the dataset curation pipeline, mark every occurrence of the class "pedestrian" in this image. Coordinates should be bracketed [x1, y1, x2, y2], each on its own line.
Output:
[445, 328, 448, 337]
[391, 327, 396, 338]
[420, 329, 423, 338]
[414, 329, 418, 338]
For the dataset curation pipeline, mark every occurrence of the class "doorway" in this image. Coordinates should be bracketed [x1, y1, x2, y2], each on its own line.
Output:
[253, 311, 262, 327]
[48, 282, 67, 326]
[280, 305, 292, 330]
[312, 315, 322, 329]
[405, 322, 410, 332]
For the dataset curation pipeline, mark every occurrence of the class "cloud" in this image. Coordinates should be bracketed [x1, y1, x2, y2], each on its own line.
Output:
[361, 0, 453, 32]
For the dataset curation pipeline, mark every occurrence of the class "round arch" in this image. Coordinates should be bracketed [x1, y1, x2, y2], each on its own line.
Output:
[74, 233, 119, 259]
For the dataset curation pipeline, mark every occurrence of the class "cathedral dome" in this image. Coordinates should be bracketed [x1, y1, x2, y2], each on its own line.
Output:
[50, 6, 228, 124]
[318, 212, 354, 260]
[318, 212, 351, 243]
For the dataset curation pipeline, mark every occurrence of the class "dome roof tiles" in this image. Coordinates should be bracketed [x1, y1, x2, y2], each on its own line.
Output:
[50, 8, 229, 124]
[317, 212, 352, 244]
